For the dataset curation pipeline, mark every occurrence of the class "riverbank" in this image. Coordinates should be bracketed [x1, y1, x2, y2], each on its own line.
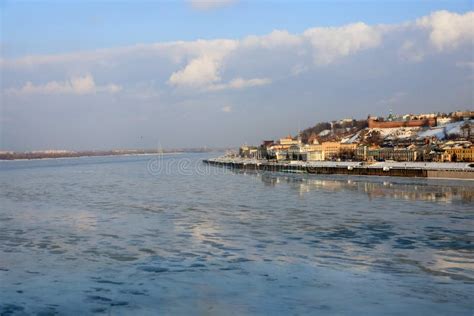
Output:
[203, 157, 474, 180]
[0, 149, 223, 161]
[0, 152, 185, 162]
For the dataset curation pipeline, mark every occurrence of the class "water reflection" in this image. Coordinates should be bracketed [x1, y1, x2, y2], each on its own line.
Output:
[236, 170, 474, 203]
[1, 155, 473, 315]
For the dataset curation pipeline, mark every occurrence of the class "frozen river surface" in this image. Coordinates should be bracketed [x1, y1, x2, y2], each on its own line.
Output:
[0, 154, 473, 315]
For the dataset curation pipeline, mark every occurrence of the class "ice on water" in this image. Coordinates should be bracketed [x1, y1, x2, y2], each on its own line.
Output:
[0, 154, 473, 315]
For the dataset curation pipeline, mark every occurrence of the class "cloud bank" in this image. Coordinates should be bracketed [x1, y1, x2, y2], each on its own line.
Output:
[416, 10, 474, 50]
[2, 10, 472, 95]
[1, 10, 472, 150]
[6, 74, 121, 96]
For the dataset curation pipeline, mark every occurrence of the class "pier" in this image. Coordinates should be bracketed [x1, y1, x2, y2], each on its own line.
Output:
[203, 158, 474, 180]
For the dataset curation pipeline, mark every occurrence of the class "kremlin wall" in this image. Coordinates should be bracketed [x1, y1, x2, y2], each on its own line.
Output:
[368, 117, 437, 129]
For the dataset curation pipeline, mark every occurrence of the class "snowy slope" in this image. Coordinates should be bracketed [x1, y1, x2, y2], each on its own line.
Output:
[417, 120, 470, 140]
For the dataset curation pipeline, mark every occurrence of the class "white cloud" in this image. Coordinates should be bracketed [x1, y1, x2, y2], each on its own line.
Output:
[417, 10, 474, 50]
[0, 42, 198, 69]
[6, 74, 121, 96]
[167, 39, 238, 88]
[1, 10, 472, 96]
[2, 10, 473, 151]
[242, 30, 302, 49]
[1, 11, 472, 73]
[209, 77, 271, 91]
[303, 22, 382, 65]
[169, 55, 222, 87]
[188, 0, 237, 10]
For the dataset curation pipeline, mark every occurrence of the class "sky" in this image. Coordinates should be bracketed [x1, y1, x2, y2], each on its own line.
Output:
[1, 0, 473, 151]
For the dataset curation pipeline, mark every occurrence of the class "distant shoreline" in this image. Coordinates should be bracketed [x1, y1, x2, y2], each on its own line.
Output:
[0, 152, 181, 162]
[0, 149, 225, 161]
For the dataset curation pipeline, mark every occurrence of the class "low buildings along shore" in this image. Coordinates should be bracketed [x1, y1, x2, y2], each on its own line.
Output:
[239, 112, 474, 163]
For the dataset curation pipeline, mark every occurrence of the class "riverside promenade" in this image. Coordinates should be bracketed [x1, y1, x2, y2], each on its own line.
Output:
[203, 157, 474, 180]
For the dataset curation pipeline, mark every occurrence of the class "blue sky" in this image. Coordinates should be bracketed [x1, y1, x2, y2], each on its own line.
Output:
[2, 1, 472, 57]
[1, 1, 473, 151]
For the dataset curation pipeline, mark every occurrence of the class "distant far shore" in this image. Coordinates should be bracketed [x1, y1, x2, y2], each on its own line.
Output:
[0, 148, 228, 161]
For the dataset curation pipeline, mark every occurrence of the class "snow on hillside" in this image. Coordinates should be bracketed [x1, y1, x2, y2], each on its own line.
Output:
[417, 120, 469, 139]
[341, 132, 361, 144]
[340, 120, 471, 143]
[374, 127, 420, 139]
[318, 129, 331, 137]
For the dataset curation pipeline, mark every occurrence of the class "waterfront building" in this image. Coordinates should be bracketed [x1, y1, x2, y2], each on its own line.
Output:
[316, 142, 356, 160]
[274, 144, 285, 152]
[339, 143, 357, 160]
[392, 147, 419, 161]
[275, 150, 289, 161]
[321, 142, 341, 159]
[355, 146, 368, 161]
[262, 140, 275, 148]
[239, 145, 258, 158]
[257, 146, 268, 160]
[442, 147, 474, 162]
[300, 144, 325, 161]
[356, 146, 420, 162]
[364, 146, 380, 161]
[306, 150, 325, 161]
[301, 144, 322, 152]
[255, 140, 276, 160]
[288, 144, 305, 161]
[279, 135, 300, 147]
[440, 141, 473, 162]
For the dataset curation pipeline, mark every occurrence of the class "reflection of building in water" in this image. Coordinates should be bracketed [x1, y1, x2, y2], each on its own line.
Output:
[256, 172, 474, 203]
